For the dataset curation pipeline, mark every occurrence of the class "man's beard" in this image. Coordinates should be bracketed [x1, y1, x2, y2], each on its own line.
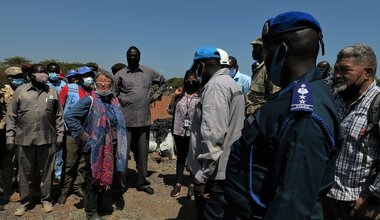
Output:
[334, 80, 359, 101]
[333, 80, 348, 92]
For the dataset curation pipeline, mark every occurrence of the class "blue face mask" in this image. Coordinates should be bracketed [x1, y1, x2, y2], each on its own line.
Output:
[83, 77, 94, 87]
[269, 42, 288, 87]
[48, 72, 59, 81]
[228, 67, 237, 78]
[9, 78, 24, 88]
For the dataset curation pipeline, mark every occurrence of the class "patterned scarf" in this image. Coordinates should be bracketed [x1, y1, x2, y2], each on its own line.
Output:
[88, 91, 128, 187]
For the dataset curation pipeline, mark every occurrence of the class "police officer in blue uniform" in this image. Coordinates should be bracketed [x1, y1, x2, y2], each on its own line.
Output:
[224, 11, 343, 220]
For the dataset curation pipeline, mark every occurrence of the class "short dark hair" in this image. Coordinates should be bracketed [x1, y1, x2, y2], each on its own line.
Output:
[111, 63, 127, 75]
[127, 46, 140, 55]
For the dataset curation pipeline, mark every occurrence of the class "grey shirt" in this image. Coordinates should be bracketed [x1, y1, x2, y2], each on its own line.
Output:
[186, 68, 245, 183]
[6, 82, 64, 146]
[113, 65, 168, 127]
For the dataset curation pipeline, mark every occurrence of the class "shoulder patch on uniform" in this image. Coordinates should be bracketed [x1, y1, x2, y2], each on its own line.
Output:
[246, 114, 255, 125]
[290, 82, 313, 112]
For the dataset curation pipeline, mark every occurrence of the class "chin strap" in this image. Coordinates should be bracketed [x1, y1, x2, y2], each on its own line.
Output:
[319, 32, 325, 56]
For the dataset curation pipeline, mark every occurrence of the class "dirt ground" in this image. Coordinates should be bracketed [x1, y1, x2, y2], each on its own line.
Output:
[0, 96, 198, 220]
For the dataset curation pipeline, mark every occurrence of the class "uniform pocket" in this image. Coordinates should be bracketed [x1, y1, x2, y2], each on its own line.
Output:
[45, 99, 56, 113]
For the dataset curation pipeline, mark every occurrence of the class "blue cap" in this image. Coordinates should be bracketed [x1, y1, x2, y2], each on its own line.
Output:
[66, 69, 78, 78]
[262, 11, 322, 41]
[77, 66, 95, 76]
[193, 47, 221, 61]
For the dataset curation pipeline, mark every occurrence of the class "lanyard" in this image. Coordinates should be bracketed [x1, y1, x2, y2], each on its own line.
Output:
[185, 93, 194, 116]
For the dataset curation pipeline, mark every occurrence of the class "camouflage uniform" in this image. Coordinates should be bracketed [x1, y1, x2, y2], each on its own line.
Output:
[0, 67, 23, 206]
[0, 85, 14, 130]
[245, 62, 280, 114]
[0, 85, 15, 205]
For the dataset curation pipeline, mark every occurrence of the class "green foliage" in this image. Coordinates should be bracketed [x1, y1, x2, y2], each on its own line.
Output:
[168, 77, 183, 89]
[166, 77, 184, 95]
[40, 59, 85, 76]
[2, 56, 31, 67]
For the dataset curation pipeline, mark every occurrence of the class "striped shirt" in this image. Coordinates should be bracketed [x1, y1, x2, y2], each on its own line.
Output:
[328, 82, 380, 201]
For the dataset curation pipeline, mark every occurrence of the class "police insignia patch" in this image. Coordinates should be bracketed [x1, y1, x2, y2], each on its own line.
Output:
[290, 82, 313, 112]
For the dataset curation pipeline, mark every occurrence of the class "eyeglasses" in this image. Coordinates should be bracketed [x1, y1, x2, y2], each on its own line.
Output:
[95, 80, 112, 84]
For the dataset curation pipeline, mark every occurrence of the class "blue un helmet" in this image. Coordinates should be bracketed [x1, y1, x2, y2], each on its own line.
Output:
[66, 69, 78, 78]
[77, 66, 95, 87]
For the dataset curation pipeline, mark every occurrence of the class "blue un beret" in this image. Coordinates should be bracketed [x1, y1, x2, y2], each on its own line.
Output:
[262, 11, 322, 41]
[193, 47, 221, 61]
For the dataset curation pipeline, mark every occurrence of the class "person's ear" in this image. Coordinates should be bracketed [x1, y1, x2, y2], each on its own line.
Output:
[364, 67, 374, 78]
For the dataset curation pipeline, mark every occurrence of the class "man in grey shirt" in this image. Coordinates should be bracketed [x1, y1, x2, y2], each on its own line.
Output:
[113, 46, 167, 194]
[186, 47, 245, 219]
[6, 64, 64, 216]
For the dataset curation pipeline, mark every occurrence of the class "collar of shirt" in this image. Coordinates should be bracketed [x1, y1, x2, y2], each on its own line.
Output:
[278, 68, 320, 97]
[233, 71, 242, 80]
[26, 82, 49, 93]
[126, 65, 143, 73]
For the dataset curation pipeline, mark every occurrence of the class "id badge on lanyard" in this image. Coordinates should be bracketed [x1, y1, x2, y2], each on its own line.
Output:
[183, 112, 190, 129]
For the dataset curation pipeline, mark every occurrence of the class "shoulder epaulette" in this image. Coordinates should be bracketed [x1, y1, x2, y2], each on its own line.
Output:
[290, 82, 313, 113]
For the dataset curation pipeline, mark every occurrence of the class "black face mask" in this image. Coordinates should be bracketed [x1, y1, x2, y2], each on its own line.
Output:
[337, 83, 361, 101]
[184, 81, 198, 94]
[335, 70, 366, 101]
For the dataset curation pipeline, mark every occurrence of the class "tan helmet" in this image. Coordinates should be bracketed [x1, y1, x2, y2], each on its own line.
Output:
[4, 66, 23, 77]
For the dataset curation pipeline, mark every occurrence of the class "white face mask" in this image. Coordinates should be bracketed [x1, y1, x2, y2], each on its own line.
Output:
[83, 77, 94, 87]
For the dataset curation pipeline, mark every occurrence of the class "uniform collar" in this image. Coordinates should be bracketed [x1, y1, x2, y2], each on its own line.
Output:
[279, 68, 321, 97]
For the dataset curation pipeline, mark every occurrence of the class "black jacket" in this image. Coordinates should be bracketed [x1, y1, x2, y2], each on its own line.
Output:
[225, 69, 343, 220]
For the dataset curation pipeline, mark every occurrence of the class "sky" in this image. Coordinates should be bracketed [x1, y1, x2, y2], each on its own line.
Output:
[1, 0, 380, 79]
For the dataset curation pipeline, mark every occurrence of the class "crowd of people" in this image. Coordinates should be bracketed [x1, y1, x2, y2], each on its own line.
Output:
[0, 10, 380, 220]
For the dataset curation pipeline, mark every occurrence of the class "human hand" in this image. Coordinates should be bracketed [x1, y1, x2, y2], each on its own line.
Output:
[55, 142, 62, 152]
[81, 132, 89, 142]
[174, 88, 182, 95]
[351, 196, 380, 219]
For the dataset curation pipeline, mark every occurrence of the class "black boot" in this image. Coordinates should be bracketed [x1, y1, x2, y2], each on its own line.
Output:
[86, 213, 103, 220]
[84, 189, 102, 220]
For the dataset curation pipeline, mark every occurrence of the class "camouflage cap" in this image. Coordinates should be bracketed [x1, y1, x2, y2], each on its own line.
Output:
[4, 66, 23, 76]
[250, 37, 263, 45]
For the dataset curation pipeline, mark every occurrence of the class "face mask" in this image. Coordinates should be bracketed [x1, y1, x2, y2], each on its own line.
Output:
[269, 42, 288, 86]
[9, 78, 24, 88]
[228, 68, 237, 78]
[334, 71, 365, 101]
[95, 90, 112, 97]
[32, 73, 48, 84]
[184, 81, 198, 94]
[195, 62, 205, 85]
[83, 77, 94, 87]
[48, 72, 59, 81]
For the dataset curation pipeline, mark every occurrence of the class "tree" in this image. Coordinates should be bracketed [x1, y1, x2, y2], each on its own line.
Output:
[1, 56, 31, 67]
